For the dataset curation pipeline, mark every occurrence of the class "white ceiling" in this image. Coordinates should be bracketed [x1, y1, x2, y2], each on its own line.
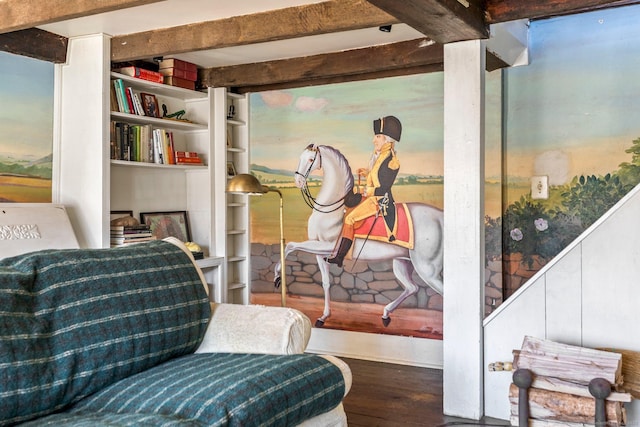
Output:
[39, 0, 424, 68]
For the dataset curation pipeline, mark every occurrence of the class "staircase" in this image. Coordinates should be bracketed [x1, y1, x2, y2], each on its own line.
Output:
[483, 183, 640, 420]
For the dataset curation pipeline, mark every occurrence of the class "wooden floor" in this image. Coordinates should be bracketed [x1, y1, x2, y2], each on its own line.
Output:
[341, 358, 510, 427]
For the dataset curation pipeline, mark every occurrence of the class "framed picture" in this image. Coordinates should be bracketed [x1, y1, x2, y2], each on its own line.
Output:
[110, 210, 133, 221]
[226, 161, 237, 177]
[140, 211, 191, 242]
[140, 92, 160, 118]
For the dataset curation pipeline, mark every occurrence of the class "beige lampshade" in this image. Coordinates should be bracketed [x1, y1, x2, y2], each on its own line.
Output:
[226, 173, 268, 195]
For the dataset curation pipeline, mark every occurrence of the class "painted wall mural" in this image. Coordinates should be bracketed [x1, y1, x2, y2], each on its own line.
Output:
[251, 4, 640, 337]
[0, 52, 54, 203]
[249, 74, 446, 339]
[486, 5, 640, 303]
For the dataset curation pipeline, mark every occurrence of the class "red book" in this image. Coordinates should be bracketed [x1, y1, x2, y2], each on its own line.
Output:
[117, 66, 164, 84]
[175, 151, 200, 158]
[159, 67, 198, 82]
[163, 76, 195, 90]
[176, 158, 203, 165]
[158, 58, 198, 73]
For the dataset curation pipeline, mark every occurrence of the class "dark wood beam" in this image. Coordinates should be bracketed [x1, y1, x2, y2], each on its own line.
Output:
[486, 0, 640, 23]
[199, 38, 443, 91]
[0, 28, 67, 63]
[0, 0, 166, 34]
[111, 0, 398, 62]
[365, 0, 488, 43]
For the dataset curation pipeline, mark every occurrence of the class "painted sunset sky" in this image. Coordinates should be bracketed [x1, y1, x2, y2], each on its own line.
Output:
[250, 4, 640, 186]
[0, 52, 54, 161]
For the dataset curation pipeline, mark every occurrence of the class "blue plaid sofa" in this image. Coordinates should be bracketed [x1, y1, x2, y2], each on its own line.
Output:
[0, 239, 351, 426]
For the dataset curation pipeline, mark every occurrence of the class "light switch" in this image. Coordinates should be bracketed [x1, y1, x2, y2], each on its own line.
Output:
[531, 175, 548, 200]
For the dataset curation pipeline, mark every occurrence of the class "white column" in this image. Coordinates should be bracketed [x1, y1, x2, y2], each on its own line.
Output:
[57, 35, 111, 248]
[443, 39, 486, 419]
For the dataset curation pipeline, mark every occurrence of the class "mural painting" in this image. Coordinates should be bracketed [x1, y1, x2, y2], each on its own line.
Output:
[0, 52, 54, 203]
[485, 5, 640, 303]
[249, 74, 446, 339]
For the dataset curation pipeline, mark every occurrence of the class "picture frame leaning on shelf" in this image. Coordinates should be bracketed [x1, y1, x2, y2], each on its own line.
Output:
[140, 211, 191, 242]
[140, 93, 160, 118]
[226, 161, 237, 177]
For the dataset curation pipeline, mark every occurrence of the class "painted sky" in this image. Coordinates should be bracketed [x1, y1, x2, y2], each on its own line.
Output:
[0, 52, 54, 160]
[250, 73, 446, 176]
[251, 5, 640, 184]
[505, 5, 640, 182]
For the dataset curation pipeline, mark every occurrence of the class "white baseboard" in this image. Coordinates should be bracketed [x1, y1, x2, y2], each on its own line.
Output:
[306, 328, 443, 369]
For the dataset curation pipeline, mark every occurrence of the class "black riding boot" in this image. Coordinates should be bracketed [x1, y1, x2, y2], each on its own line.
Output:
[325, 238, 353, 268]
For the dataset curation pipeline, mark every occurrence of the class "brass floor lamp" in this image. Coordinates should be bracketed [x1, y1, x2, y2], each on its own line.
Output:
[226, 174, 286, 306]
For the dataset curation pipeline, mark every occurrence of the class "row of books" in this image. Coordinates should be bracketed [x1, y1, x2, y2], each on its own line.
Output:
[111, 78, 162, 118]
[110, 224, 157, 247]
[109, 121, 204, 166]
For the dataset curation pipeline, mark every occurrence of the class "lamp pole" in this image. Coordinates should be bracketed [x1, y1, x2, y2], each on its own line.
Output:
[226, 174, 286, 307]
[269, 188, 286, 307]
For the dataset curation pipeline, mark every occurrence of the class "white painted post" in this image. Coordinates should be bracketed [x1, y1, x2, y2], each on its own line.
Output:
[56, 35, 111, 249]
[443, 39, 486, 419]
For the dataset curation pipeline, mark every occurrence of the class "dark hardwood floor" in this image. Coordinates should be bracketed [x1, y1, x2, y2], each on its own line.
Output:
[341, 358, 510, 427]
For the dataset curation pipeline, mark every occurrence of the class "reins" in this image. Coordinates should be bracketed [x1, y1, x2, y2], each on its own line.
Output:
[296, 146, 350, 214]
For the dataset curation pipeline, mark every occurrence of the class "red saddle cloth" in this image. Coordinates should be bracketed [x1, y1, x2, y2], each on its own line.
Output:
[353, 203, 414, 249]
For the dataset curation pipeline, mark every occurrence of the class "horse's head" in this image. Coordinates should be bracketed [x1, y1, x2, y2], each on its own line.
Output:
[294, 143, 321, 189]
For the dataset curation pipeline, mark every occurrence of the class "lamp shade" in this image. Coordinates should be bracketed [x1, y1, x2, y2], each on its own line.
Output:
[226, 173, 268, 195]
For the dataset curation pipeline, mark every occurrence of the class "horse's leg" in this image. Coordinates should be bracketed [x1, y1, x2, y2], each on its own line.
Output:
[382, 258, 418, 327]
[315, 254, 333, 327]
[410, 251, 444, 296]
[273, 240, 335, 288]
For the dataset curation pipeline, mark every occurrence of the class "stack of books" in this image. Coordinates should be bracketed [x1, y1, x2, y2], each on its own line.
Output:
[175, 151, 203, 165]
[110, 224, 156, 247]
[159, 58, 198, 90]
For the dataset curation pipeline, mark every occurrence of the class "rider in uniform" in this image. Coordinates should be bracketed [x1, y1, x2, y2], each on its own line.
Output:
[326, 115, 402, 267]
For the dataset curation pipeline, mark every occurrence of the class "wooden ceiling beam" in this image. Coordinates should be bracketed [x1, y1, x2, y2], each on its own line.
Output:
[485, 0, 640, 23]
[0, 28, 68, 63]
[365, 0, 488, 43]
[199, 38, 443, 91]
[111, 0, 398, 62]
[0, 0, 167, 34]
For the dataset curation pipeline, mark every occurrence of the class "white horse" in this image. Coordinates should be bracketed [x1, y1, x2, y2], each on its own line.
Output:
[274, 144, 444, 327]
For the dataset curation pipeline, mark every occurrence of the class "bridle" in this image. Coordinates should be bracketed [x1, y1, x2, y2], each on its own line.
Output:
[295, 145, 348, 213]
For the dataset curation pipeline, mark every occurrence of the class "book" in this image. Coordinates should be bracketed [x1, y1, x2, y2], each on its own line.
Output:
[175, 151, 200, 158]
[163, 76, 195, 90]
[158, 58, 197, 73]
[159, 67, 197, 82]
[113, 79, 128, 113]
[131, 91, 146, 116]
[117, 66, 164, 84]
[124, 87, 135, 114]
[175, 157, 203, 165]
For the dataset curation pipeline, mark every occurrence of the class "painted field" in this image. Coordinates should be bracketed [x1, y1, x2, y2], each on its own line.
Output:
[0, 175, 51, 202]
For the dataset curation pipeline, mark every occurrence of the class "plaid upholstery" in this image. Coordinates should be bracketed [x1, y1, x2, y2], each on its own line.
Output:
[58, 353, 345, 426]
[0, 241, 210, 426]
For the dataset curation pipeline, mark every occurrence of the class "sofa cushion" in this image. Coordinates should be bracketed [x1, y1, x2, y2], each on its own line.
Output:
[0, 241, 211, 426]
[62, 353, 346, 426]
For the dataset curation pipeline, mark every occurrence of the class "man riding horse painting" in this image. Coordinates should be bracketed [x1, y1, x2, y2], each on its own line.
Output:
[326, 115, 403, 268]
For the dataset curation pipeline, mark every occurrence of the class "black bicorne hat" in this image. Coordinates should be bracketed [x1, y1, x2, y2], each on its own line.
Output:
[373, 115, 402, 142]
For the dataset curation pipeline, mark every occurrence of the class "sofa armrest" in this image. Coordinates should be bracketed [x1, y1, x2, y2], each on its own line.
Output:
[196, 303, 312, 355]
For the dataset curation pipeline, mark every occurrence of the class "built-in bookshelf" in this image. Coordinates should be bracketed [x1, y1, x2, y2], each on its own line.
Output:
[58, 37, 248, 305]
[213, 88, 250, 304]
[108, 71, 223, 298]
